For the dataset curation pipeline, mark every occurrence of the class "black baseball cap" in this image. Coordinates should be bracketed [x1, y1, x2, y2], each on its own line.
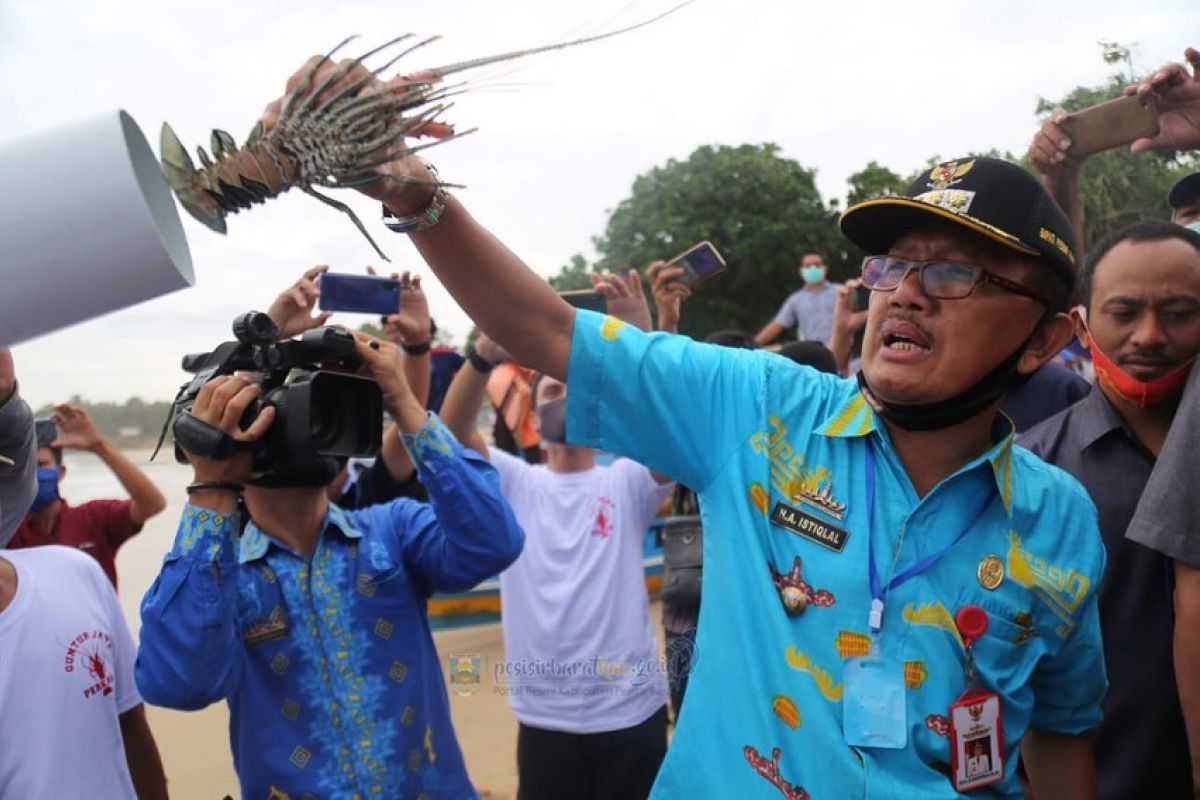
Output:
[1168, 172, 1200, 210]
[839, 156, 1077, 291]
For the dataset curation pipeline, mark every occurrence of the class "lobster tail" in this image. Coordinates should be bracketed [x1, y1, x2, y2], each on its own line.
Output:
[160, 122, 227, 234]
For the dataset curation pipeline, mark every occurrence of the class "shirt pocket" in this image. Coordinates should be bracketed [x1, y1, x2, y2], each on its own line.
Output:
[354, 544, 419, 619]
[955, 592, 1045, 695]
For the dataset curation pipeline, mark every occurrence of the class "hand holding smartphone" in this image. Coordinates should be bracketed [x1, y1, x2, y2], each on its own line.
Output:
[35, 418, 58, 447]
[664, 241, 727, 287]
[1061, 94, 1159, 158]
[318, 273, 403, 315]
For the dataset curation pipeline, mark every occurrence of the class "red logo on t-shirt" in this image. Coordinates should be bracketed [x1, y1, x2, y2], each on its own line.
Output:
[591, 497, 616, 539]
[64, 630, 115, 699]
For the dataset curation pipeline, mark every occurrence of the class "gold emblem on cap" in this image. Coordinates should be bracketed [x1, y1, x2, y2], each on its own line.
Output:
[927, 159, 976, 190]
[977, 555, 1004, 590]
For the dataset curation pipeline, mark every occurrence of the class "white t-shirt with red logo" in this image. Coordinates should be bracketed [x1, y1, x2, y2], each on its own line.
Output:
[0, 546, 140, 798]
[489, 448, 671, 733]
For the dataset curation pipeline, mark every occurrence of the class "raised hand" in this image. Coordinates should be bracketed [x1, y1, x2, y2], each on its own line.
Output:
[645, 260, 692, 333]
[260, 59, 445, 215]
[591, 269, 653, 333]
[182, 376, 275, 484]
[267, 265, 333, 338]
[371, 268, 431, 345]
[1027, 109, 1089, 183]
[49, 404, 107, 452]
[1125, 47, 1200, 153]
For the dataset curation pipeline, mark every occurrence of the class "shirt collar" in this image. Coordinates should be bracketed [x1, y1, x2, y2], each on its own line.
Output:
[816, 383, 1018, 517]
[237, 502, 363, 564]
[1073, 385, 1129, 450]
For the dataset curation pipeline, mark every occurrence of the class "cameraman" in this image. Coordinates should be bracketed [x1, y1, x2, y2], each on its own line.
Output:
[135, 330, 524, 799]
[266, 264, 433, 507]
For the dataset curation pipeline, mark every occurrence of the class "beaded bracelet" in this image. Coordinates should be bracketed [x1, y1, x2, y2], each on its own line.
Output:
[382, 163, 449, 235]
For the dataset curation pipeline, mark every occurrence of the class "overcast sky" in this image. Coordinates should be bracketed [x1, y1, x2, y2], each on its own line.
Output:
[2, 0, 1197, 409]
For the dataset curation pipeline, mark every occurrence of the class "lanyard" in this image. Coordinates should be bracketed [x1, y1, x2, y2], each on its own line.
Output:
[864, 440, 994, 636]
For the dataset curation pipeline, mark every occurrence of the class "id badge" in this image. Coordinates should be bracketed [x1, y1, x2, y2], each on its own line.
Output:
[949, 688, 1005, 792]
[843, 656, 907, 749]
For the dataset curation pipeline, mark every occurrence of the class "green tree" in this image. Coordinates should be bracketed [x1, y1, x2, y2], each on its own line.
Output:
[845, 161, 906, 206]
[549, 254, 594, 291]
[576, 143, 856, 338]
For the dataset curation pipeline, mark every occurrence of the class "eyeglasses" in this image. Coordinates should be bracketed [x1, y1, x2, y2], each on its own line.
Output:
[861, 255, 1044, 303]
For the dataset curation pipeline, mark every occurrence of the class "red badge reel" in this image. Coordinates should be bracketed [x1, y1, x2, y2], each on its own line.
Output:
[948, 605, 1005, 792]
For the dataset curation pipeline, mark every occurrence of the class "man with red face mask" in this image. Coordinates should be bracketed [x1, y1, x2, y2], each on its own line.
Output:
[1021, 220, 1200, 799]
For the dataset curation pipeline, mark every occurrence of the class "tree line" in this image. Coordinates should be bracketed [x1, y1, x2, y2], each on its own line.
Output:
[550, 52, 1198, 339]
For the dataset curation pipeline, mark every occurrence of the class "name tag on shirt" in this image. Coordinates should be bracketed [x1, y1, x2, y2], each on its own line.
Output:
[770, 502, 850, 552]
[843, 655, 907, 749]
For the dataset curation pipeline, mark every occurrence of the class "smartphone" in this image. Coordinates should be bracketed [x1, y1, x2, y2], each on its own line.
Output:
[35, 418, 58, 447]
[559, 289, 608, 314]
[318, 273, 402, 315]
[665, 241, 727, 287]
[853, 285, 872, 311]
[1062, 94, 1159, 158]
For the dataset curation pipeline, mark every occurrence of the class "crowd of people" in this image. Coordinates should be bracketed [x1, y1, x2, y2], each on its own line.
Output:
[0, 41, 1198, 800]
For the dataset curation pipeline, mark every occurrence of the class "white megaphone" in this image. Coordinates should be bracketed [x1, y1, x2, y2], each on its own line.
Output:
[0, 110, 194, 346]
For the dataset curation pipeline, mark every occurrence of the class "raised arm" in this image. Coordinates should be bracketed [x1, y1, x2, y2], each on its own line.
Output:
[828, 279, 868, 377]
[136, 376, 274, 709]
[52, 403, 167, 526]
[439, 333, 508, 458]
[1027, 110, 1089, 258]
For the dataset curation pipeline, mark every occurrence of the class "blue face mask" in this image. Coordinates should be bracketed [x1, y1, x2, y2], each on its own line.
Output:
[31, 466, 60, 512]
[1186, 221, 1200, 235]
[801, 265, 826, 285]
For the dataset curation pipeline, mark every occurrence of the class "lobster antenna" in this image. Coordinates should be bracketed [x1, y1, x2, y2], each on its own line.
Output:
[425, 0, 694, 79]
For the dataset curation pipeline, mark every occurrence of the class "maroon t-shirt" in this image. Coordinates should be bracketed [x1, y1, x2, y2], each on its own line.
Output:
[7, 499, 139, 588]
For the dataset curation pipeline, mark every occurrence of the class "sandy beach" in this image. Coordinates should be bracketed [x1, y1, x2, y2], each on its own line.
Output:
[63, 447, 666, 799]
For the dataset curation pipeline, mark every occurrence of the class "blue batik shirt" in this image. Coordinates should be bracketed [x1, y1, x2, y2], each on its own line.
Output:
[136, 415, 524, 800]
[566, 311, 1107, 800]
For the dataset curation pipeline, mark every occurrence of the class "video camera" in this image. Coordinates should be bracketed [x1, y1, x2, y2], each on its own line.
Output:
[165, 311, 382, 485]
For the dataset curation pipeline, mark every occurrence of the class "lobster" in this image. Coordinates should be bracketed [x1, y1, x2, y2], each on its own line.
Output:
[159, 6, 688, 261]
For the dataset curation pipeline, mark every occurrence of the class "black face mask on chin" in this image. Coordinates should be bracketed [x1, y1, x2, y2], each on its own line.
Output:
[856, 335, 1035, 432]
[248, 456, 347, 489]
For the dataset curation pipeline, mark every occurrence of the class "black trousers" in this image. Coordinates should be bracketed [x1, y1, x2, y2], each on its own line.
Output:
[516, 705, 669, 800]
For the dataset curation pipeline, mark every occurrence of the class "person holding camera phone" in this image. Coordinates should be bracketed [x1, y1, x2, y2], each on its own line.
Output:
[134, 329, 524, 799]
[7, 401, 168, 589]
[439, 270, 672, 800]
[267, 264, 436, 508]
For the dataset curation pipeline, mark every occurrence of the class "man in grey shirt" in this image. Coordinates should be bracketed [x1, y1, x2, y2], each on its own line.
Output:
[1021, 220, 1200, 798]
[754, 252, 841, 345]
[0, 348, 36, 546]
